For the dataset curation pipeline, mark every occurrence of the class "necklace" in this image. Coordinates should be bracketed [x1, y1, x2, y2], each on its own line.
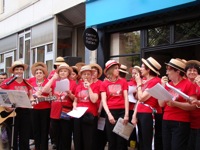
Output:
[108, 77, 118, 82]
[36, 79, 44, 91]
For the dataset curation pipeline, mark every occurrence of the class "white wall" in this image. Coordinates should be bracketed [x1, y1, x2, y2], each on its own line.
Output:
[0, 0, 85, 38]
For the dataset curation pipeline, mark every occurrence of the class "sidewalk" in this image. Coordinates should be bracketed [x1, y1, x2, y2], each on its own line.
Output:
[30, 140, 135, 150]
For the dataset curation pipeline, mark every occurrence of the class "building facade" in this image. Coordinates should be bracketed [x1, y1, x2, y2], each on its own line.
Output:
[86, 0, 200, 77]
[0, 0, 86, 78]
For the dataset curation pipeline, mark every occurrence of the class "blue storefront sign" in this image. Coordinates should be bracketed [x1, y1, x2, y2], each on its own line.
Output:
[86, 0, 197, 27]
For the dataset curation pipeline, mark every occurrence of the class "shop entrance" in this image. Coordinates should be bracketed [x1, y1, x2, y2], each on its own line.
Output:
[145, 44, 200, 76]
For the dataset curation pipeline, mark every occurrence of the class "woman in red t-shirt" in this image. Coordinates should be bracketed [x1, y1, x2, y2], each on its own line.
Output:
[42, 63, 76, 150]
[100, 60, 129, 150]
[29, 62, 51, 150]
[184, 60, 200, 150]
[159, 58, 196, 150]
[131, 57, 163, 150]
[73, 65, 99, 150]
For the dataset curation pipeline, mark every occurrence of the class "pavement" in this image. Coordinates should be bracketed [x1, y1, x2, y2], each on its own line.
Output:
[30, 140, 135, 150]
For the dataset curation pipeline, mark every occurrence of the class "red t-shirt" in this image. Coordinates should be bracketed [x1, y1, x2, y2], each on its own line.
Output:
[1, 77, 32, 108]
[137, 77, 162, 113]
[93, 80, 102, 109]
[190, 83, 200, 128]
[100, 78, 128, 110]
[75, 81, 99, 116]
[48, 70, 56, 80]
[50, 79, 77, 119]
[163, 79, 196, 122]
[29, 78, 51, 109]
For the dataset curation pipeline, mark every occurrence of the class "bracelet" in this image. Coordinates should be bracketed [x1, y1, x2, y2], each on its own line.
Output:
[196, 104, 200, 108]
[136, 85, 142, 89]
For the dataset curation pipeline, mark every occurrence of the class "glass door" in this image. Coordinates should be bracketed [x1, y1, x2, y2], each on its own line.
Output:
[4, 52, 14, 77]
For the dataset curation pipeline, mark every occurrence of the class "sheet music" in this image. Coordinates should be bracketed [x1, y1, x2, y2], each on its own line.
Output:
[113, 117, 134, 140]
[55, 79, 70, 92]
[67, 107, 88, 118]
[0, 90, 33, 108]
[166, 83, 190, 100]
[128, 86, 137, 103]
[146, 83, 173, 101]
[97, 117, 106, 130]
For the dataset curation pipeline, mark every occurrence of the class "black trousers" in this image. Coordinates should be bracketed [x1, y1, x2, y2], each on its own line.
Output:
[162, 120, 190, 150]
[51, 118, 73, 150]
[31, 108, 50, 150]
[106, 109, 127, 150]
[13, 108, 31, 150]
[187, 128, 200, 150]
[73, 114, 98, 150]
[96, 109, 107, 150]
[137, 113, 163, 150]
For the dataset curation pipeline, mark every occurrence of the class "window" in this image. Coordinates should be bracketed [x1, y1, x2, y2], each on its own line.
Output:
[147, 26, 170, 47]
[37, 46, 45, 62]
[47, 44, 53, 52]
[175, 20, 200, 42]
[46, 60, 53, 74]
[31, 48, 36, 65]
[110, 31, 141, 80]
[0, 54, 4, 63]
[0, 0, 4, 14]
[19, 37, 24, 59]
[18, 30, 31, 78]
[24, 40, 30, 78]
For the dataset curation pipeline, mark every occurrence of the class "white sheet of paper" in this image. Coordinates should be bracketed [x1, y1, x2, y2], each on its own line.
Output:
[146, 83, 173, 101]
[113, 117, 134, 140]
[128, 86, 137, 103]
[166, 83, 190, 100]
[55, 79, 69, 92]
[67, 107, 88, 118]
[0, 90, 33, 108]
[97, 117, 106, 130]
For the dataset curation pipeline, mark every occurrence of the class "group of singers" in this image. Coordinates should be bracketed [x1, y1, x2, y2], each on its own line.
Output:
[0, 56, 200, 150]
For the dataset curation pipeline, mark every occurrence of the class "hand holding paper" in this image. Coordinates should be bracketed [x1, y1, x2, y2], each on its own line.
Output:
[146, 83, 173, 101]
[67, 107, 88, 118]
[166, 83, 190, 101]
[113, 117, 134, 140]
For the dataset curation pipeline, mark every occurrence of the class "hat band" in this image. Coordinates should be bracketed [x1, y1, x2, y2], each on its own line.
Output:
[106, 62, 118, 70]
[168, 62, 184, 72]
[56, 61, 65, 63]
[146, 59, 159, 72]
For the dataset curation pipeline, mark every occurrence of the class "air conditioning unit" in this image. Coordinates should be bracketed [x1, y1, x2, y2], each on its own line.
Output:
[63, 56, 82, 66]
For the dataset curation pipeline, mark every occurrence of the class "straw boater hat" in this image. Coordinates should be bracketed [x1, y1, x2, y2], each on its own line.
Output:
[54, 56, 65, 65]
[142, 57, 161, 75]
[104, 60, 120, 75]
[165, 58, 186, 73]
[31, 62, 47, 70]
[129, 65, 141, 74]
[8, 60, 28, 73]
[79, 65, 94, 76]
[90, 63, 103, 78]
[31, 65, 48, 77]
[119, 64, 129, 74]
[56, 63, 72, 74]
